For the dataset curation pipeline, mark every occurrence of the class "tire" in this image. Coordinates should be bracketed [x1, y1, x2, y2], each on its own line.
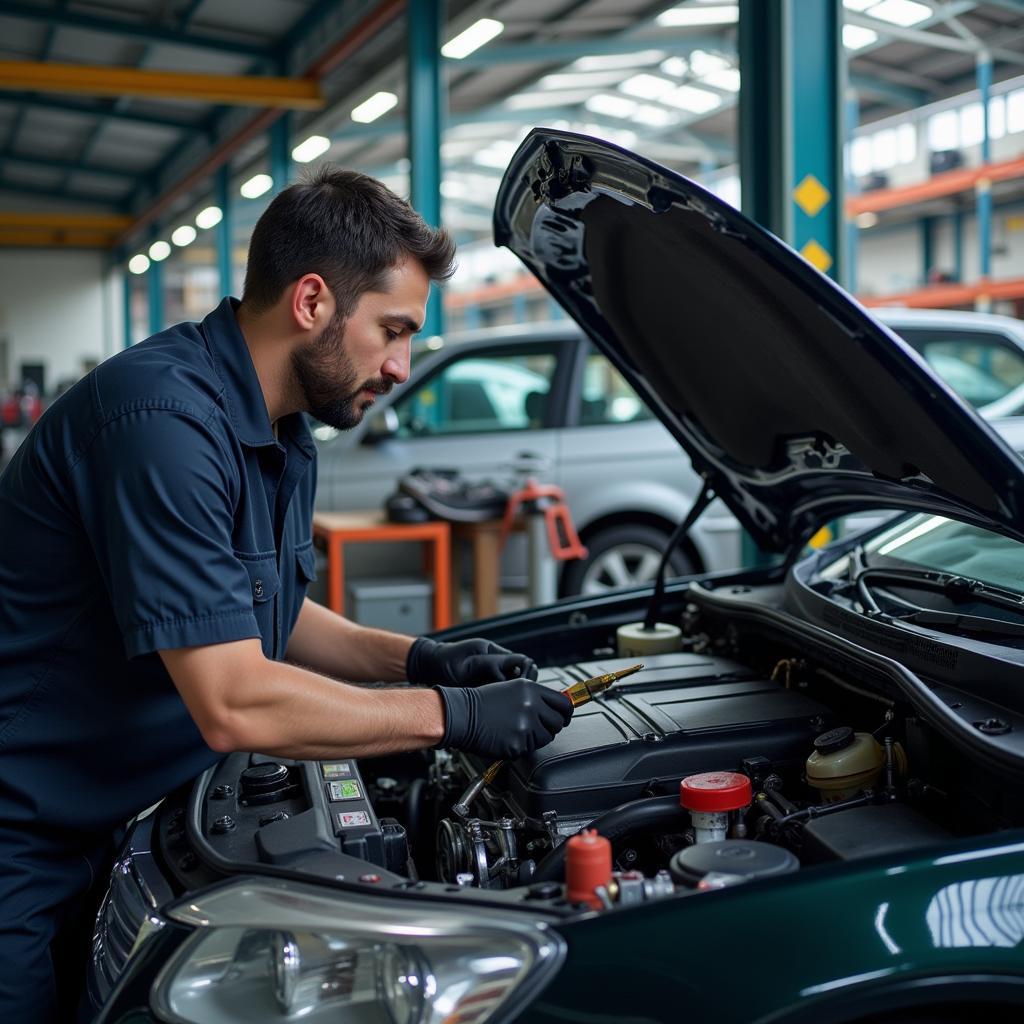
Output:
[560, 523, 697, 597]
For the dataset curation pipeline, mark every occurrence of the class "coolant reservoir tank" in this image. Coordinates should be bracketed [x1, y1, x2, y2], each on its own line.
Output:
[805, 727, 884, 801]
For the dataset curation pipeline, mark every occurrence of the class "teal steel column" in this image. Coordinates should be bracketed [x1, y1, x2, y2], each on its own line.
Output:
[739, 0, 841, 566]
[788, 0, 842, 283]
[953, 204, 964, 282]
[844, 88, 859, 294]
[147, 248, 164, 336]
[270, 114, 291, 195]
[976, 51, 993, 311]
[215, 165, 233, 298]
[921, 216, 935, 285]
[407, 0, 444, 337]
[122, 264, 133, 349]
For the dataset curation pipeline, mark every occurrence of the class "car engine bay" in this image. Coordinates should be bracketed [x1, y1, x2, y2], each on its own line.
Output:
[148, 575, 1024, 917]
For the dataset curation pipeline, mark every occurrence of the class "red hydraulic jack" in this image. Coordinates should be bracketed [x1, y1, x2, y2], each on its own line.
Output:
[499, 479, 587, 606]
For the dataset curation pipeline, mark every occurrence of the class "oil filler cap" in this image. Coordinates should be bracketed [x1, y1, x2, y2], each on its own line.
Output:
[679, 772, 752, 812]
[813, 726, 855, 755]
[670, 840, 799, 888]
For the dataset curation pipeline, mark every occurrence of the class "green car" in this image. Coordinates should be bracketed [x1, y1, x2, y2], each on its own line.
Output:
[89, 133, 1024, 1024]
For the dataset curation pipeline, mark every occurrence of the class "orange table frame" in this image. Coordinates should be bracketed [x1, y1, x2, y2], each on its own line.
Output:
[312, 511, 451, 631]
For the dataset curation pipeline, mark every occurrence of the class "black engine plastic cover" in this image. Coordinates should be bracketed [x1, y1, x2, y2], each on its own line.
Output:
[495, 653, 833, 821]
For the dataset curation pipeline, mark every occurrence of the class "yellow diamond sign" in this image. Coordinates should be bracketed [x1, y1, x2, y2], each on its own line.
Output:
[793, 174, 831, 217]
[801, 239, 833, 273]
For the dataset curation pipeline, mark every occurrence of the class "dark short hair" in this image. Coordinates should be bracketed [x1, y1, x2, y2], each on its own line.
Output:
[241, 166, 457, 317]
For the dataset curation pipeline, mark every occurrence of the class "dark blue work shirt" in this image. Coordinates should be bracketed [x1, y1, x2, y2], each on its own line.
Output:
[0, 297, 317, 841]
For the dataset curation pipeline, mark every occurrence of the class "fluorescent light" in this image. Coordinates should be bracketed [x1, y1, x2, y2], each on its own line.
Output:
[865, 0, 932, 27]
[572, 50, 665, 71]
[620, 73, 675, 100]
[660, 56, 688, 77]
[661, 84, 722, 114]
[580, 123, 638, 148]
[473, 140, 519, 169]
[689, 50, 731, 76]
[441, 180, 468, 199]
[128, 254, 150, 274]
[657, 4, 738, 26]
[856, 212, 879, 228]
[843, 24, 879, 48]
[195, 206, 222, 229]
[504, 90, 595, 109]
[148, 240, 170, 261]
[351, 91, 398, 123]
[442, 18, 504, 59]
[632, 104, 678, 127]
[537, 71, 627, 90]
[240, 174, 273, 199]
[584, 93, 637, 119]
[171, 225, 196, 247]
[701, 67, 740, 92]
[843, 0, 876, 10]
[291, 134, 330, 163]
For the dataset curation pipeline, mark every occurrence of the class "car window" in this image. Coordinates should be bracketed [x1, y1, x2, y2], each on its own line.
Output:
[577, 350, 653, 426]
[894, 328, 1024, 412]
[394, 349, 557, 437]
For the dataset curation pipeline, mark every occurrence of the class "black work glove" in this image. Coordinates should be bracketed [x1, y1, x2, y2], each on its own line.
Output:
[435, 678, 574, 759]
[406, 637, 537, 687]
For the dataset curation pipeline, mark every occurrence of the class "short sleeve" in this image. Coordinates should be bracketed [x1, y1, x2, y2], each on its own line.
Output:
[70, 406, 260, 658]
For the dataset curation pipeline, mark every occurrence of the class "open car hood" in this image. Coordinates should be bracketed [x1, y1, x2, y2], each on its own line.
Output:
[493, 130, 1024, 552]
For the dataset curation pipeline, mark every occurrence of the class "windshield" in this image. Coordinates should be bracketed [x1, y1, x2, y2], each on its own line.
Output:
[828, 514, 1024, 596]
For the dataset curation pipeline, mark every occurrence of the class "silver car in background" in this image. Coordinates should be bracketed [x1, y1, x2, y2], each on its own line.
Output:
[312, 322, 740, 595]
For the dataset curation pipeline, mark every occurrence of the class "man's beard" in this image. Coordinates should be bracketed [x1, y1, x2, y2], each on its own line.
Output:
[291, 314, 393, 431]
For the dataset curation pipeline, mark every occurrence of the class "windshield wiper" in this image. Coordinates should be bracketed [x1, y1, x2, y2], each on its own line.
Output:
[894, 608, 1024, 640]
[854, 566, 1024, 618]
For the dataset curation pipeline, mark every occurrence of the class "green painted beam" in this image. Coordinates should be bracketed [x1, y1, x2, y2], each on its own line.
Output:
[0, 151, 136, 181]
[269, 113, 292, 195]
[407, 0, 444, 337]
[215, 165, 233, 299]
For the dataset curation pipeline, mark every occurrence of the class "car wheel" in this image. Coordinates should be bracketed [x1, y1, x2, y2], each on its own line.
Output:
[561, 524, 697, 596]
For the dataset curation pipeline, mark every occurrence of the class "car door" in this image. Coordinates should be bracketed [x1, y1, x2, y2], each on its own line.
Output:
[315, 340, 567, 514]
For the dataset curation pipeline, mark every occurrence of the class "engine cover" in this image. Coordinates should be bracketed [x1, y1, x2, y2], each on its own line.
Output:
[494, 653, 833, 822]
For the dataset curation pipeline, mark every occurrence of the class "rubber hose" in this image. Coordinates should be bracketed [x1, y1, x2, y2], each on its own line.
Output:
[533, 794, 685, 882]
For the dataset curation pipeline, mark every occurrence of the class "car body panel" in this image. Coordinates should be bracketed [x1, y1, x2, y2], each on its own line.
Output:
[493, 130, 1024, 552]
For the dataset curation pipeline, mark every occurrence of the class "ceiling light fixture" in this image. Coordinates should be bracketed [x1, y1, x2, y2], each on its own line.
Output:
[128, 254, 150, 274]
[442, 18, 504, 59]
[291, 135, 331, 163]
[171, 225, 196, 247]
[351, 91, 398, 123]
[240, 174, 273, 199]
[657, 4, 739, 26]
[148, 240, 171, 261]
[195, 206, 223, 230]
[865, 0, 932, 27]
[843, 24, 879, 49]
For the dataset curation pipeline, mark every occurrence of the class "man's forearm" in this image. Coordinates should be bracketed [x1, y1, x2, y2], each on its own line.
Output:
[210, 654, 444, 759]
[285, 597, 414, 682]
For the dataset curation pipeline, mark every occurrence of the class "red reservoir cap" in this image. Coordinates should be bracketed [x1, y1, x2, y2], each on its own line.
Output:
[680, 772, 752, 812]
[565, 829, 612, 910]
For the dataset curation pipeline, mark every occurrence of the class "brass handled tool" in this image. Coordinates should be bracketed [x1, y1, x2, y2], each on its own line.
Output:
[452, 663, 644, 818]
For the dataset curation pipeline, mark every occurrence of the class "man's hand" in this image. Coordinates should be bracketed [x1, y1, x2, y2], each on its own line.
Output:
[435, 678, 573, 760]
[406, 637, 537, 687]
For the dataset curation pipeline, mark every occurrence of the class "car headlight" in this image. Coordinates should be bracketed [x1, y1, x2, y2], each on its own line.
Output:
[151, 877, 564, 1024]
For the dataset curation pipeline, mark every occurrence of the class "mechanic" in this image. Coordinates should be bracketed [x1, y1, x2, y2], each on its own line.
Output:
[0, 167, 573, 1023]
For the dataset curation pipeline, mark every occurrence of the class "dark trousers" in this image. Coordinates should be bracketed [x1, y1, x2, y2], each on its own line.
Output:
[0, 829, 113, 1023]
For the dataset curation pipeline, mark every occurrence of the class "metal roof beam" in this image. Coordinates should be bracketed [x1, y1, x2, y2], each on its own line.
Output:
[0, 173, 123, 207]
[0, 151, 135, 180]
[848, 72, 928, 107]
[0, 61, 325, 109]
[0, 2, 271, 59]
[846, 11, 1024, 66]
[0, 93, 205, 131]
[0, 211, 132, 230]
